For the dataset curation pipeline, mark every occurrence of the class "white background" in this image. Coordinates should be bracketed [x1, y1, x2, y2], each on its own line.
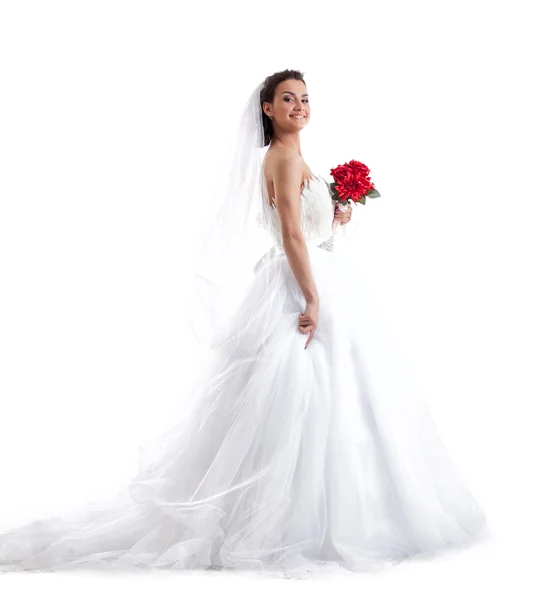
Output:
[1, 0, 532, 597]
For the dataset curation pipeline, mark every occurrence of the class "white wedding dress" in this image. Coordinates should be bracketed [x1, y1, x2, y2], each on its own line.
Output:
[0, 173, 490, 579]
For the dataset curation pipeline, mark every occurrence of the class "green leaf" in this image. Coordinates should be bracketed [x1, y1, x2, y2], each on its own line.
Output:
[367, 188, 381, 198]
[359, 196, 366, 205]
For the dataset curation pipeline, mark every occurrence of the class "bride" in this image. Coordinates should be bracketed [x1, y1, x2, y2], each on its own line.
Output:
[0, 69, 490, 579]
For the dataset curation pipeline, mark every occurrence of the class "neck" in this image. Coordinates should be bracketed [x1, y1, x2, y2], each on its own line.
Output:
[271, 132, 302, 156]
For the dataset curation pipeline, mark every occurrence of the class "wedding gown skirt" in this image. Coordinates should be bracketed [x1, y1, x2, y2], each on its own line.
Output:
[0, 238, 490, 578]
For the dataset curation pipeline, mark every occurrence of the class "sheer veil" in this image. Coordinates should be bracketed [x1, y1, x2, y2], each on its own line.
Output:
[184, 80, 272, 352]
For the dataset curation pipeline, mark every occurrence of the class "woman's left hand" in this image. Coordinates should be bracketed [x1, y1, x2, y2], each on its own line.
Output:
[334, 202, 352, 225]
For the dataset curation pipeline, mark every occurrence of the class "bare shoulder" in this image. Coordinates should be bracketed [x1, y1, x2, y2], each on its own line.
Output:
[264, 147, 305, 204]
[265, 146, 304, 169]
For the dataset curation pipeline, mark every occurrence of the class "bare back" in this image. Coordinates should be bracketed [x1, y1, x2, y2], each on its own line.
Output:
[263, 147, 315, 210]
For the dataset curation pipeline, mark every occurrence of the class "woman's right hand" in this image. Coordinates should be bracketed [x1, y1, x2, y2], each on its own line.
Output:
[298, 299, 320, 349]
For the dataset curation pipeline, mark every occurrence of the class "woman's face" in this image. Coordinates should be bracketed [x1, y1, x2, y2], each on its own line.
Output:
[264, 79, 310, 132]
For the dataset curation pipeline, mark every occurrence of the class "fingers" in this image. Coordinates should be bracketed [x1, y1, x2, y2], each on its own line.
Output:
[299, 312, 317, 348]
[334, 205, 352, 217]
[299, 318, 315, 348]
[299, 323, 313, 332]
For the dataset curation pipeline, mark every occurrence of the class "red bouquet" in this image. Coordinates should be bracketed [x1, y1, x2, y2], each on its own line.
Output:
[329, 160, 380, 206]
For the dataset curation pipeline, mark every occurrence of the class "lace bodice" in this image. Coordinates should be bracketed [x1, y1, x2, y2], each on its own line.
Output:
[258, 174, 335, 249]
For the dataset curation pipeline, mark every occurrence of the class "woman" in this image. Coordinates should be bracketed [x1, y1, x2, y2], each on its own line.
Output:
[261, 77, 351, 349]
[0, 69, 490, 579]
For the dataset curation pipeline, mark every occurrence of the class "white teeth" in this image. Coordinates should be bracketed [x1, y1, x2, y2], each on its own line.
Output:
[291, 115, 305, 119]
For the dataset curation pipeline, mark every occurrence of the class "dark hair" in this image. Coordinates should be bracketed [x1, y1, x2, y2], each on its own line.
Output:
[260, 69, 306, 147]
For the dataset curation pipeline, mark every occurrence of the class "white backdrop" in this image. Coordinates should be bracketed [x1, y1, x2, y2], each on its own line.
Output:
[1, 0, 532, 597]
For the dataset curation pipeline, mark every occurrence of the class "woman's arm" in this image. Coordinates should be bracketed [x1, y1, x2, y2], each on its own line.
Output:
[272, 155, 319, 348]
[272, 157, 318, 303]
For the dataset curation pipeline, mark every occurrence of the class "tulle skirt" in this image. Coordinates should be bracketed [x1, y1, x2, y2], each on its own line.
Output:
[0, 239, 490, 579]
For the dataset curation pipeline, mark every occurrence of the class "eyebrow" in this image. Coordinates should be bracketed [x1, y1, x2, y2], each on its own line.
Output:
[281, 91, 309, 97]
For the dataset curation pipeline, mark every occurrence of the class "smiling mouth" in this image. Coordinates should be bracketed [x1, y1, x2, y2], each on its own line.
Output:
[290, 115, 306, 119]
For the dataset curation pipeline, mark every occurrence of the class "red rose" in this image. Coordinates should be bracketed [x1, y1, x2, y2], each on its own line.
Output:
[330, 160, 375, 202]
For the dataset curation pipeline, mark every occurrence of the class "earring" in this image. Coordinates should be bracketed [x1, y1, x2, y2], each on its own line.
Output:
[269, 116, 274, 120]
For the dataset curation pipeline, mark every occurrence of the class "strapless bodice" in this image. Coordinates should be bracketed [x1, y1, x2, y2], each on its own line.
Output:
[257, 174, 335, 249]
